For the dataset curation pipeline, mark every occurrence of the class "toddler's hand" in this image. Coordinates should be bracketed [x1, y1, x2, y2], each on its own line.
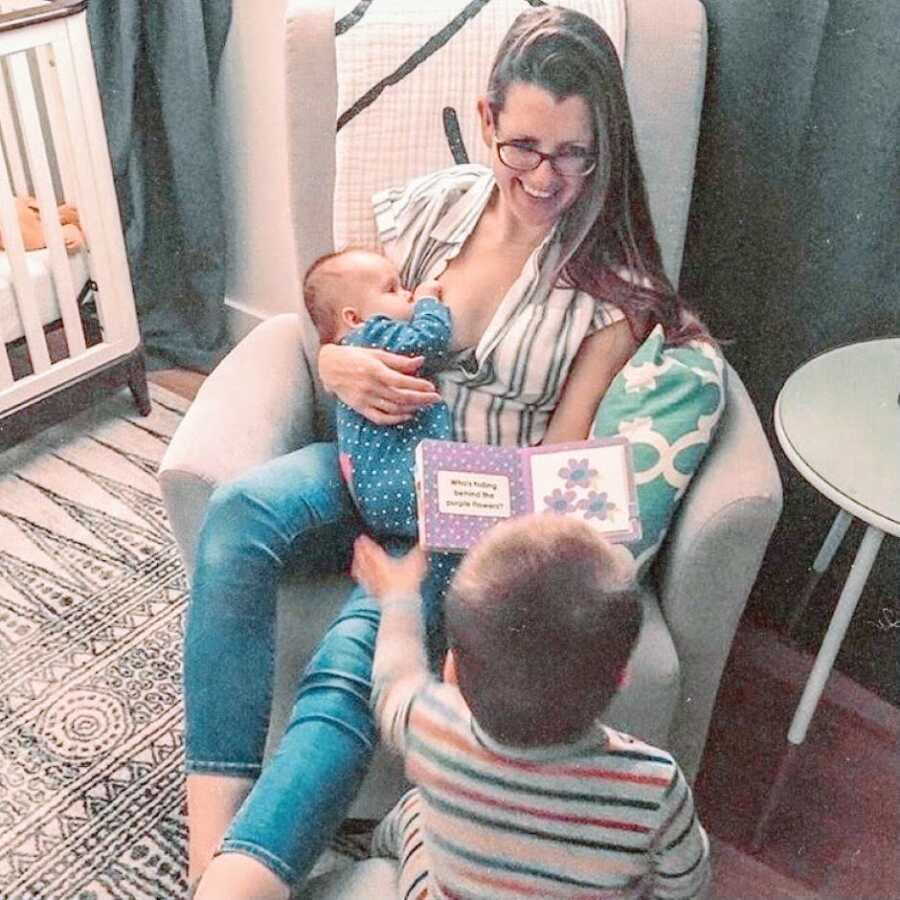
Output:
[352, 535, 427, 601]
[413, 280, 443, 302]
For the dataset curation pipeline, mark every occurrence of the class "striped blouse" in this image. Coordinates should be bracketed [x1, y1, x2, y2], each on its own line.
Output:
[373, 165, 625, 447]
[372, 596, 711, 900]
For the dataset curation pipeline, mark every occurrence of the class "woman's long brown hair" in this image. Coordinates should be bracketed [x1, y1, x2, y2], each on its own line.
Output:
[486, 6, 710, 346]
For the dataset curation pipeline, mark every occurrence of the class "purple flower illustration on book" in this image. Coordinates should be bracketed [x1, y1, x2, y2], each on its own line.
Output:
[577, 490, 617, 521]
[557, 458, 598, 489]
[544, 488, 578, 515]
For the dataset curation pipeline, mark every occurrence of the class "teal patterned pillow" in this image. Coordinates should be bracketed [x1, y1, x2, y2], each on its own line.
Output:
[592, 325, 726, 576]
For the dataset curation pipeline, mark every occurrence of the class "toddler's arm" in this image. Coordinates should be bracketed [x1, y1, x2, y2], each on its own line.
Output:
[352, 537, 431, 753]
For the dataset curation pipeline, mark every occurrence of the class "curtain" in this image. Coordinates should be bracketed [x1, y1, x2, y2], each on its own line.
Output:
[87, 0, 233, 372]
[680, 0, 899, 702]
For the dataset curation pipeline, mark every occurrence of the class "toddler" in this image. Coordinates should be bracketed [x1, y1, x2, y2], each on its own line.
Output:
[304, 247, 452, 538]
[352, 515, 711, 899]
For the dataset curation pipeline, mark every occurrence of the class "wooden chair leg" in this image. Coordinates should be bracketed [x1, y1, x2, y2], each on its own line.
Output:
[126, 347, 152, 416]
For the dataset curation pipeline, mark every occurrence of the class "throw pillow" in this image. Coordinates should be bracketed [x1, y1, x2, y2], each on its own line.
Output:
[332, 0, 626, 249]
[592, 325, 726, 577]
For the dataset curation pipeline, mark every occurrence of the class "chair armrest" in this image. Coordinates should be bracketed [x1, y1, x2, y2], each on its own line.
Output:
[655, 363, 782, 779]
[158, 313, 323, 571]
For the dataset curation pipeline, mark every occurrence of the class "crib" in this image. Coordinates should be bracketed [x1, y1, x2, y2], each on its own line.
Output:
[0, 0, 147, 448]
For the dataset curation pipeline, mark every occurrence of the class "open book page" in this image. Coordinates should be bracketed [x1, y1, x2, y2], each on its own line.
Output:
[416, 441, 525, 553]
[520, 439, 641, 543]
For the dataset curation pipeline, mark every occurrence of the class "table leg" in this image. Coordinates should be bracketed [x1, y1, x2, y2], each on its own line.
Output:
[753, 523, 885, 852]
[787, 524, 885, 746]
[787, 508, 853, 636]
[751, 743, 799, 853]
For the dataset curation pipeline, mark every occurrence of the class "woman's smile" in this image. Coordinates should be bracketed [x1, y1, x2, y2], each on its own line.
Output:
[519, 181, 559, 200]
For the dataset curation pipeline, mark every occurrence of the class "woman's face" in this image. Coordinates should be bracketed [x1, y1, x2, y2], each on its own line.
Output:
[479, 81, 594, 235]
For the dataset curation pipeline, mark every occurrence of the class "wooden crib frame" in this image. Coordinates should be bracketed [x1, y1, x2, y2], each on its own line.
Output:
[0, 0, 148, 451]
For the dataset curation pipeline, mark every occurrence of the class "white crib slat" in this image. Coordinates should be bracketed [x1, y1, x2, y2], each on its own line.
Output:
[36, 45, 78, 206]
[8, 51, 85, 356]
[57, 20, 140, 346]
[0, 60, 28, 197]
[0, 173, 51, 372]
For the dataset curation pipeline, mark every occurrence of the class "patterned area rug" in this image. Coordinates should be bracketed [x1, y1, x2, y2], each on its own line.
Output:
[0, 385, 373, 899]
[0, 386, 191, 898]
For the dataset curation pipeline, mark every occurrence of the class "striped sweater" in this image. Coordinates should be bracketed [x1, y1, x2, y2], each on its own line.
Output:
[371, 594, 711, 899]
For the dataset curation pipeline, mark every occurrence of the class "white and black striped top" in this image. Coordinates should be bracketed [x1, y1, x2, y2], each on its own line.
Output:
[374, 164, 624, 447]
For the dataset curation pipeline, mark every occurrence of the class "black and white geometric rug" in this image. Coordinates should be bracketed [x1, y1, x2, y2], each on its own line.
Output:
[0, 386, 372, 899]
[0, 386, 191, 899]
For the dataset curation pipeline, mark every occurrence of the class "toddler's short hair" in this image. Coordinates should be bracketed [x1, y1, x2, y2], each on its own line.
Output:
[445, 514, 642, 746]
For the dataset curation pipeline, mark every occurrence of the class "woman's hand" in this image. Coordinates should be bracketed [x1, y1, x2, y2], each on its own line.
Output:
[318, 344, 442, 425]
[352, 535, 427, 602]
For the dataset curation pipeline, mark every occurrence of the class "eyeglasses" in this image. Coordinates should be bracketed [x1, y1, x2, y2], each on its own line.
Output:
[494, 138, 597, 177]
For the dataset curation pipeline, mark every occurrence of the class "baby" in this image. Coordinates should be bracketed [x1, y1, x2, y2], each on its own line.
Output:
[352, 515, 711, 899]
[303, 247, 452, 538]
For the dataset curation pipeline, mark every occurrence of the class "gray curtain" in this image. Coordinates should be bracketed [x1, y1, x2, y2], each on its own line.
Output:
[680, 0, 899, 702]
[87, 0, 233, 371]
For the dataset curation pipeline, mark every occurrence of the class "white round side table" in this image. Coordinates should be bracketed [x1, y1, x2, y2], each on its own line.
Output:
[775, 337, 899, 743]
[753, 337, 899, 850]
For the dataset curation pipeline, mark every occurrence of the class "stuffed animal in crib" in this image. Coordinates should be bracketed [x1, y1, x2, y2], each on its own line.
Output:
[0, 195, 84, 253]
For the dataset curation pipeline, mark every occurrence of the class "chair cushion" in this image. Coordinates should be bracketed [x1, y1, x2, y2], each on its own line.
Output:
[592, 325, 726, 576]
[332, 0, 626, 249]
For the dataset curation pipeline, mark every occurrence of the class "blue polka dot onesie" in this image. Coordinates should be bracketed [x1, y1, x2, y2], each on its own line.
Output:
[338, 298, 458, 666]
[337, 297, 453, 539]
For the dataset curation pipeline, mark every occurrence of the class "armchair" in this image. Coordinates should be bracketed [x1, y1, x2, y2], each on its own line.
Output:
[159, 0, 782, 829]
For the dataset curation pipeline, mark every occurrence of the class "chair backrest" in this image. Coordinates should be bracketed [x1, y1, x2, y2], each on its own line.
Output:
[285, 0, 707, 294]
[330, 0, 626, 251]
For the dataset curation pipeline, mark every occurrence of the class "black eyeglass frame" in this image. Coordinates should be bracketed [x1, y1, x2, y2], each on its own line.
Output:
[493, 137, 598, 178]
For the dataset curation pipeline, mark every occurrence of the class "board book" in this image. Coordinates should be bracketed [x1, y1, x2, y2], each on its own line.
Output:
[414, 437, 640, 553]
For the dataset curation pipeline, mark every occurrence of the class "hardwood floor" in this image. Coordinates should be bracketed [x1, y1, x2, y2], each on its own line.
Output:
[150, 366, 205, 403]
[148, 366, 898, 899]
[696, 625, 899, 899]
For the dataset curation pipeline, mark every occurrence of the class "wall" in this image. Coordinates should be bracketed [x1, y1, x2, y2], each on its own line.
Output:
[214, 0, 300, 341]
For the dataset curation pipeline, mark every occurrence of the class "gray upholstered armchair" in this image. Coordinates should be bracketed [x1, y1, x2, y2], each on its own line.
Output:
[159, 0, 782, 833]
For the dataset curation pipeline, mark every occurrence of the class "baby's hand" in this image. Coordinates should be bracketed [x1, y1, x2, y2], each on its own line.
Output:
[352, 535, 427, 601]
[413, 280, 443, 302]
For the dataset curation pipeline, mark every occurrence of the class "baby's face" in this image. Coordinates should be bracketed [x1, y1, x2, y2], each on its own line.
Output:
[343, 251, 414, 322]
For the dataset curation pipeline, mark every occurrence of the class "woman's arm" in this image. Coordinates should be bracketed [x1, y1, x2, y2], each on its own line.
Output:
[541, 319, 635, 444]
[318, 343, 442, 425]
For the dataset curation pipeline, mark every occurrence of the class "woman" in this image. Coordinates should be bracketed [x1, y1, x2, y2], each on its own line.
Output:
[189, 7, 708, 898]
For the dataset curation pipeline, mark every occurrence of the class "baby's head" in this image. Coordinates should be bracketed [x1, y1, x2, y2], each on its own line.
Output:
[303, 248, 414, 344]
[445, 514, 641, 747]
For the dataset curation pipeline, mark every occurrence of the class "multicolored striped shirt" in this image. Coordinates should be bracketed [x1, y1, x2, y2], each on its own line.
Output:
[373, 165, 625, 447]
[371, 594, 711, 900]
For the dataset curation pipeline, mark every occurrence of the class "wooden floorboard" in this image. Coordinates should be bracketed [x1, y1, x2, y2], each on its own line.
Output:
[697, 624, 899, 899]
[149, 367, 205, 402]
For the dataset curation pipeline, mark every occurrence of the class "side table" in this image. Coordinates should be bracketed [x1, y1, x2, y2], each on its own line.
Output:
[753, 337, 900, 850]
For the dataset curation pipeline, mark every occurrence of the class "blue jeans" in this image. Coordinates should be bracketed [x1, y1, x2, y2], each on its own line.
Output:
[183, 442, 455, 886]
